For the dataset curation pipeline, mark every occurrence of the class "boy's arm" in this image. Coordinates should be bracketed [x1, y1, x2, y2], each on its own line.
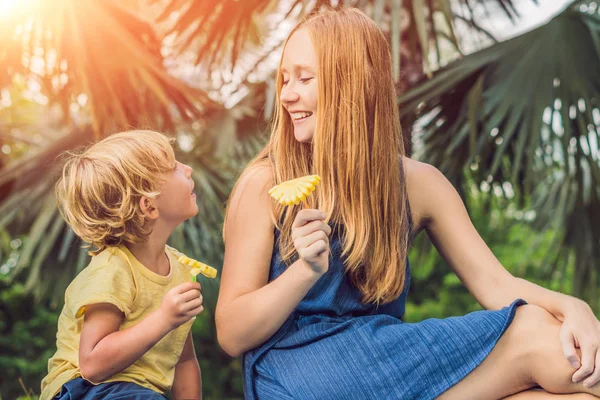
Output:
[172, 332, 202, 400]
[78, 303, 171, 382]
[78, 282, 202, 383]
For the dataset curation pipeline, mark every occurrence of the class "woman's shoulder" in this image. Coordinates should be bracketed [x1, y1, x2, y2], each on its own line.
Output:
[237, 162, 274, 191]
[402, 157, 444, 183]
[230, 163, 274, 208]
[225, 162, 275, 235]
[402, 157, 451, 232]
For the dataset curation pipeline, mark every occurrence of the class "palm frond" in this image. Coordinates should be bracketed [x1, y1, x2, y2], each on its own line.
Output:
[399, 2, 600, 303]
[155, 0, 278, 71]
[0, 0, 220, 135]
[172, 0, 537, 109]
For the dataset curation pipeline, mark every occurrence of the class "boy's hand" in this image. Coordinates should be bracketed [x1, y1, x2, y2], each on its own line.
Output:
[159, 282, 203, 330]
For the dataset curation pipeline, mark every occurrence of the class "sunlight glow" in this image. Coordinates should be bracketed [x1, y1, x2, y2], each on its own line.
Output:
[0, 0, 35, 18]
[0, 0, 20, 14]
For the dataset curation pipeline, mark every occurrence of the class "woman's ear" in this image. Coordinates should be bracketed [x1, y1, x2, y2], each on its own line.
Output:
[140, 196, 159, 220]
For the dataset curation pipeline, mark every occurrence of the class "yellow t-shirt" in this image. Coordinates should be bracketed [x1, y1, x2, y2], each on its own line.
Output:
[40, 245, 196, 400]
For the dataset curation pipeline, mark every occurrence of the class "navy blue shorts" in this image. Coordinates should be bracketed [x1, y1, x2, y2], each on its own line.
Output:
[53, 377, 167, 399]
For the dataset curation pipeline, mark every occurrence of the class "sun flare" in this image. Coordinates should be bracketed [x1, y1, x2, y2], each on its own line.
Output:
[0, 0, 20, 13]
[0, 0, 36, 20]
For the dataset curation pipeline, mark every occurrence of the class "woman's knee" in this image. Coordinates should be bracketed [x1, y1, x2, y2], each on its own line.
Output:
[506, 305, 562, 363]
[512, 305, 560, 337]
[510, 305, 592, 392]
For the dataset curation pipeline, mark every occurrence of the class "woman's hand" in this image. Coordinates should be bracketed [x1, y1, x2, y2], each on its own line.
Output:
[292, 209, 332, 276]
[558, 298, 600, 387]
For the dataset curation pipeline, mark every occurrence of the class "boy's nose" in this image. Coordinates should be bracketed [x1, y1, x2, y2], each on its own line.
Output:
[184, 163, 193, 178]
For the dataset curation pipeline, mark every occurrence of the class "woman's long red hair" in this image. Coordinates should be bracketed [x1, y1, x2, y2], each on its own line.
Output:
[228, 7, 410, 305]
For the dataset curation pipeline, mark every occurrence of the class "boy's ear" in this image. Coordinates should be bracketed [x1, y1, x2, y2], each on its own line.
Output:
[140, 196, 159, 220]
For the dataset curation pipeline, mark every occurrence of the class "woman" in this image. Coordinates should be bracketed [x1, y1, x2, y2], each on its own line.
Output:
[215, 7, 600, 400]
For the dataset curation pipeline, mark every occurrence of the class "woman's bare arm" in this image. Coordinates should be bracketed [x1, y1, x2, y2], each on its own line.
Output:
[215, 166, 326, 357]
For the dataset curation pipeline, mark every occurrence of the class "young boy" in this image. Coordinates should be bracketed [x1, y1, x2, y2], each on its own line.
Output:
[41, 130, 205, 400]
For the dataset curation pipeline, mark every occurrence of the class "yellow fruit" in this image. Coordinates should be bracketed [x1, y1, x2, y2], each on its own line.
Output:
[178, 255, 217, 279]
[268, 175, 321, 206]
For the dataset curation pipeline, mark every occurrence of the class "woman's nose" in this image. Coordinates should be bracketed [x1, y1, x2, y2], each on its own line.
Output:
[280, 84, 299, 105]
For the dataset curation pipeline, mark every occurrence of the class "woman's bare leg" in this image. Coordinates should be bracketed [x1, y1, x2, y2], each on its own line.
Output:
[437, 305, 600, 400]
[504, 389, 598, 399]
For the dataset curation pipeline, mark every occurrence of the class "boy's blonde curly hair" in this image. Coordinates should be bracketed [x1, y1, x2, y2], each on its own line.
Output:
[56, 130, 176, 255]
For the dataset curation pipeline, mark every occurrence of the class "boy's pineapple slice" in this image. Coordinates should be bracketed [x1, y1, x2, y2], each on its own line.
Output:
[268, 175, 321, 206]
[178, 255, 217, 281]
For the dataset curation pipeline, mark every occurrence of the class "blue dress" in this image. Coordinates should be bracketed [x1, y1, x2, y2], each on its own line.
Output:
[243, 226, 525, 400]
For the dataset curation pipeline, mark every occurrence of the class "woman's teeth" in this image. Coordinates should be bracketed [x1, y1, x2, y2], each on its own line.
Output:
[291, 112, 312, 121]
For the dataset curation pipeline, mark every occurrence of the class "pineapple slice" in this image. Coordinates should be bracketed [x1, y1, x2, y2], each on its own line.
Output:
[268, 175, 321, 206]
[178, 255, 217, 281]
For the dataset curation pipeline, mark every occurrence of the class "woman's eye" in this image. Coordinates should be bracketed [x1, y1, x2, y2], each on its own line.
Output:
[282, 80, 289, 86]
[300, 77, 313, 83]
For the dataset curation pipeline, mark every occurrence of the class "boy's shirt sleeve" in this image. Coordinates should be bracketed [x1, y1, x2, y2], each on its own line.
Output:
[66, 259, 136, 321]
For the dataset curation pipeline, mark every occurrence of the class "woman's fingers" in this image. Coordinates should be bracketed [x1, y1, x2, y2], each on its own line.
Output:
[292, 209, 326, 228]
[292, 220, 331, 240]
[582, 349, 600, 387]
[559, 327, 580, 369]
[305, 240, 329, 256]
[300, 239, 329, 259]
[291, 209, 331, 274]
[572, 342, 596, 383]
[294, 230, 329, 250]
